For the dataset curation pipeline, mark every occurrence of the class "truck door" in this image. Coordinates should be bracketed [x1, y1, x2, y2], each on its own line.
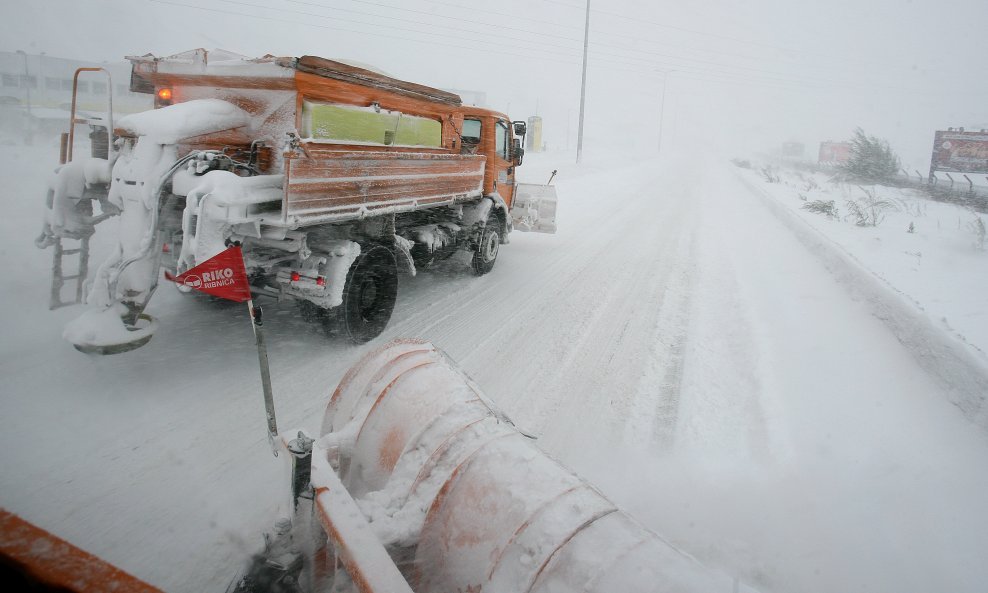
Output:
[494, 119, 516, 207]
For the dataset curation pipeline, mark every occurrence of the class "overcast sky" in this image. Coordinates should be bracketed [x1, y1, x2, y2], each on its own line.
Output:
[3, 0, 986, 166]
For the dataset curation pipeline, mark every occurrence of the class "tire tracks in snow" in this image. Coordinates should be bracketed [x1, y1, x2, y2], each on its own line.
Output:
[662, 166, 787, 464]
[380, 163, 700, 456]
[624, 226, 695, 451]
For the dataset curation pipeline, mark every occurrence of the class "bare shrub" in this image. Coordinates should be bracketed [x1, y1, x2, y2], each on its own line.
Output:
[802, 199, 838, 219]
[761, 166, 780, 183]
[845, 187, 895, 227]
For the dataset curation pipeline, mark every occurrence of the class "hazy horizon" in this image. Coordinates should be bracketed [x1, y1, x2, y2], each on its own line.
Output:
[4, 0, 987, 168]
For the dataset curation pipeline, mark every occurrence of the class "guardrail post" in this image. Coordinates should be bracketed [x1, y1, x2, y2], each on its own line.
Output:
[963, 174, 973, 192]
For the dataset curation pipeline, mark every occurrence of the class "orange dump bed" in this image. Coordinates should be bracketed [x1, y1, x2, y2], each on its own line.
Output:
[130, 51, 500, 226]
[286, 148, 485, 225]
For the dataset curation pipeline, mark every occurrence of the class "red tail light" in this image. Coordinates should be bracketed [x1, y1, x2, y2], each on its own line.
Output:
[290, 271, 301, 282]
[316, 276, 326, 287]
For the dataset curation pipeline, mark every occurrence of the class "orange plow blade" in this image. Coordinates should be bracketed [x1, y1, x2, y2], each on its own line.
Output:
[0, 509, 162, 593]
[307, 339, 751, 592]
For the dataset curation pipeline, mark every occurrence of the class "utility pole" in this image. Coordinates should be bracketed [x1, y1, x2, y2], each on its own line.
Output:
[576, 0, 590, 164]
[658, 70, 670, 154]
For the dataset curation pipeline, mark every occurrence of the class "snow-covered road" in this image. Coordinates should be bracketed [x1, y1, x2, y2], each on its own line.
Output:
[2, 142, 987, 592]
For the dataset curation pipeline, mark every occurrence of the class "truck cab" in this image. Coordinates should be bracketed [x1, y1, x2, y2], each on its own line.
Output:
[458, 107, 524, 210]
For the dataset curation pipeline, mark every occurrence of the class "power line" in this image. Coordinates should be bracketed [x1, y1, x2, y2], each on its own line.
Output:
[146, 0, 977, 99]
[590, 7, 811, 56]
[588, 6, 927, 78]
[583, 32, 940, 95]
[148, 0, 583, 67]
[538, 0, 584, 9]
[262, 0, 935, 97]
[389, 0, 584, 33]
[588, 49, 945, 97]
[286, 0, 584, 44]
[536, 0, 824, 57]
[363, 0, 939, 89]
[215, 0, 586, 59]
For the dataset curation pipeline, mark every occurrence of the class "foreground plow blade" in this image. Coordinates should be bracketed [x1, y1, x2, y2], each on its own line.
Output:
[309, 339, 748, 593]
[0, 509, 162, 592]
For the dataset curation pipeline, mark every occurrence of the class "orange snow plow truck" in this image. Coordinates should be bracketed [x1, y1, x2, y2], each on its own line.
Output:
[36, 49, 557, 352]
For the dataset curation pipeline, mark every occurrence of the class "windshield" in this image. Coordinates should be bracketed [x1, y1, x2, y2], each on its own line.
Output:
[2, 2, 987, 593]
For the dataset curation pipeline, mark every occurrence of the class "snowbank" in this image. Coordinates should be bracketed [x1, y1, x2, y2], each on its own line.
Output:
[739, 164, 988, 425]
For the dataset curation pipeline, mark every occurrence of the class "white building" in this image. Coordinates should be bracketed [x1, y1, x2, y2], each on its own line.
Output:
[0, 51, 151, 142]
[0, 50, 151, 112]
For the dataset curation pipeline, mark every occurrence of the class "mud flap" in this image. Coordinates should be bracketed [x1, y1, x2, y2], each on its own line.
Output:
[511, 183, 557, 233]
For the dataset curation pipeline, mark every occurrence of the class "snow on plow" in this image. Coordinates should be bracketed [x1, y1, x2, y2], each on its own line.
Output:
[511, 182, 558, 234]
[243, 339, 750, 593]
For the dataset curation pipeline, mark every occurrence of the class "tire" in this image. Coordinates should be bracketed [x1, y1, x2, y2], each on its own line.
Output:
[471, 212, 501, 276]
[336, 244, 398, 343]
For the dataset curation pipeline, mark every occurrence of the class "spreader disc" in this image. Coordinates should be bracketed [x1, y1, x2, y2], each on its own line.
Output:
[67, 311, 159, 355]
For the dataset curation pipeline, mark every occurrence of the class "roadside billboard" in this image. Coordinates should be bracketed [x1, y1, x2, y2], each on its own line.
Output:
[527, 115, 543, 153]
[781, 141, 804, 158]
[819, 141, 851, 164]
[929, 128, 988, 175]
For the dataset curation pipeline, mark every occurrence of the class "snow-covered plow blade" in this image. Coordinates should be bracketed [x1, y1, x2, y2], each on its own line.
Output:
[270, 339, 744, 593]
[511, 183, 558, 233]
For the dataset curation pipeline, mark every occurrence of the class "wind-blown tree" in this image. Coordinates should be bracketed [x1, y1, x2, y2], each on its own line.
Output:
[841, 127, 901, 183]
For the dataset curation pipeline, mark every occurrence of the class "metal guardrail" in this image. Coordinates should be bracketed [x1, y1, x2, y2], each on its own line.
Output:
[788, 161, 988, 214]
[891, 169, 988, 214]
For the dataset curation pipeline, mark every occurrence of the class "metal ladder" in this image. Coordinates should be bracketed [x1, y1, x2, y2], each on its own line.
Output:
[45, 66, 116, 311]
[49, 235, 91, 310]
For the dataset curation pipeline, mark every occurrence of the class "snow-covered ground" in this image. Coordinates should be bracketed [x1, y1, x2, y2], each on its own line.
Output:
[2, 137, 988, 593]
[749, 164, 988, 356]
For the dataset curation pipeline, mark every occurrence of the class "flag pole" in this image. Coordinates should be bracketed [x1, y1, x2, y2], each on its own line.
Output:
[165, 245, 281, 456]
[247, 298, 280, 457]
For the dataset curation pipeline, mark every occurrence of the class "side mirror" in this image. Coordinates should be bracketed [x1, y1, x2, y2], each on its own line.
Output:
[512, 138, 524, 166]
[512, 120, 527, 136]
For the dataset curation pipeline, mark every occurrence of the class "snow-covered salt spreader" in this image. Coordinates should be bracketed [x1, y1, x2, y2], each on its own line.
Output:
[231, 339, 753, 593]
[36, 49, 558, 354]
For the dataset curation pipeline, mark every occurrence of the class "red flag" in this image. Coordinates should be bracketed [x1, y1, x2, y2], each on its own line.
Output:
[165, 246, 252, 302]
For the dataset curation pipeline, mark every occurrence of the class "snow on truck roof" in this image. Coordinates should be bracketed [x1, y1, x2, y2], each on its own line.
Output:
[129, 49, 462, 107]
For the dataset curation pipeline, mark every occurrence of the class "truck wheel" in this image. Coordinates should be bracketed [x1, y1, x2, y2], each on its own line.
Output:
[471, 213, 500, 276]
[337, 245, 398, 343]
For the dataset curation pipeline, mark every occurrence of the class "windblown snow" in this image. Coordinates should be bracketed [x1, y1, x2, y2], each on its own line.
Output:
[1, 137, 988, 593]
